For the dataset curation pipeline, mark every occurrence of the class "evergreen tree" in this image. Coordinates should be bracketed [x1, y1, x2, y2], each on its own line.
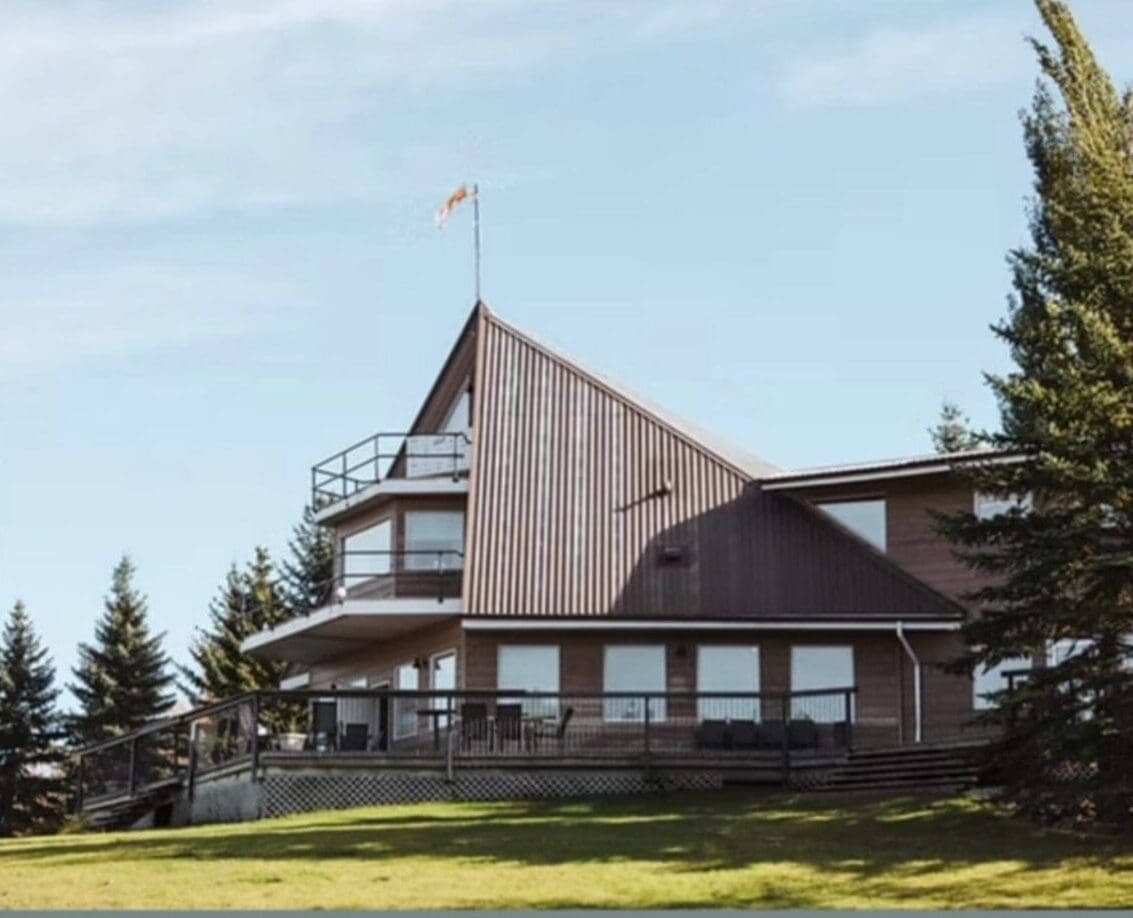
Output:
[939, 0, 1133, 825]
[0, 602, 65, 836]
[70, 557, 176, 745]
[280, 505, 335, 618]
[180, 548, 297, 731]
[929, 400, 982, 454]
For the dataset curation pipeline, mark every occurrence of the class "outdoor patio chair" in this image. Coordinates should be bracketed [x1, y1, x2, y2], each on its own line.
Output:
[460, 703, 489, 750]
[529, 705, 574, 752]
[788, 719, 819, 750]
[695, 719, 729, 750]
[495, 703, 523, 751]
[339, 723, 369, 752]
[757, 720, 786, 750]
[311, 700, 338, 751]
[729, 720, 758, 751]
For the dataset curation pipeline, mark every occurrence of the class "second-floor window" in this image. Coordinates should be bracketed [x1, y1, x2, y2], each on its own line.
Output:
[342, 519, 392, 581]
[403, 510, 465, 571]
[816, 498, 887, 551]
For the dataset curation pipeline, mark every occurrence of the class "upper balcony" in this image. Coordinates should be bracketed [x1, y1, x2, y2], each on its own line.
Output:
[312, 431, 472, 519]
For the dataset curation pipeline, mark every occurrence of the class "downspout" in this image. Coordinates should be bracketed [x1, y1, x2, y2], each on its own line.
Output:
[895, 621, 923, 744]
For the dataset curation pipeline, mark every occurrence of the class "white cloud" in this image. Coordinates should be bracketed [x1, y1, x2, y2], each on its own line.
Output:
[779, 12, 1031, 108]
[0, 0, 749, 227]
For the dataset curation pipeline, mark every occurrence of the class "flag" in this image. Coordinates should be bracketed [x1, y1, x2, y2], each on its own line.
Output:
[436, 185, 475, 228]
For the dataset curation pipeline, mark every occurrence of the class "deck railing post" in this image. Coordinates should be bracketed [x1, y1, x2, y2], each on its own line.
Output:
[128, 735, 139, 797]
[75, 754, 85, 815]
[250, 695, 261, 779]
[844, 689, 854, 751]
[643, 694, 652, 771]
[187, 728, 198, 803]
[781, 694, 791, 789]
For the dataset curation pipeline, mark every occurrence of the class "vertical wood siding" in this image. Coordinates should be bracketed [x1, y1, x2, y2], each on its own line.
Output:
[465, 315, 749, 617]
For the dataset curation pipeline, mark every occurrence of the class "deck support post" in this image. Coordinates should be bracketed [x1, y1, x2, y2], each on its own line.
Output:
[781, 694, 792, 789]
[643, 695, 652, 777]
[128, 736, 139, 798]
[250, 695, 261, 780]
[75, 754, 85, 815]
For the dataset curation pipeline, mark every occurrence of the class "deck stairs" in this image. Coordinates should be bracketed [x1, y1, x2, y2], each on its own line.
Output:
[79, 778, 184, 831]
[807, 741, 987, 793]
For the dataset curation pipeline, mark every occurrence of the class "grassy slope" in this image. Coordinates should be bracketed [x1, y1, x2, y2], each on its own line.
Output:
[1, 790, 1132, 909]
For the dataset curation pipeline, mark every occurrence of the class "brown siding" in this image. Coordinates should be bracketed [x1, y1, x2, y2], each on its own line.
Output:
[461, 628, 979, 744]
[791, 474, 989, 608]
[465, 312, 960, 621]
[308, 619, 464, 690]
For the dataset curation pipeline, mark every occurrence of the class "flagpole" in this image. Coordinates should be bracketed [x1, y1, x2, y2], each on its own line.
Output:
[473, 183, 481, 302]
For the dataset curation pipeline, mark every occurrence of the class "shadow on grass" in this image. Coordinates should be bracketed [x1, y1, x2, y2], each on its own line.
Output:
[3, 789, 1129, 881]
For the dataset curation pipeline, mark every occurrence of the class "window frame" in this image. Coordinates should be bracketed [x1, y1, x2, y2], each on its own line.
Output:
[498, 645, 561, 717]
[696, 645, 761, 722]
[402, 510, 465, 571]
[603, 644, 667, 723]
[393, 662, 419, 740]
[815, 497, 887, 552]
[790, 645, 855, 722]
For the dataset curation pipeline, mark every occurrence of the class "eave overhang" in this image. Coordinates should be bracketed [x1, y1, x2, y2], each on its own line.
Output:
[313, 478, 470, 526]
[242, 598, 462, 664]
[760, 449, 1028, 491]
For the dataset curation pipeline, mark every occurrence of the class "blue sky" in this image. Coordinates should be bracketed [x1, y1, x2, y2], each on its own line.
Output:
[2, 0, 1131, 703]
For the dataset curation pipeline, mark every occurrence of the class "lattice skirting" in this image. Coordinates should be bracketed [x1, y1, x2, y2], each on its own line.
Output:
[261, 769, 723, 820]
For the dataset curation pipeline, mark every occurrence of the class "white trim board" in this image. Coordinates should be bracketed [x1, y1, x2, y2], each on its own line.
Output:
[461, 618, 960, 633]
[242, 597, 463, 654]
[314, 478, 469, 524]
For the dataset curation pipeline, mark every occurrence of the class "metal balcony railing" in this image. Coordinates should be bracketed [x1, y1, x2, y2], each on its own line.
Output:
[312, 431, 472, 507]
[74, 687, 858, 813]
[335, 550, 464, 603]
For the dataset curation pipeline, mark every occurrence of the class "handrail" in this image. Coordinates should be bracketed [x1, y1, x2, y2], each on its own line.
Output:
[75, 686, 856, 758]
[75, 685, 859, 812]
[311, 430, 473, 506]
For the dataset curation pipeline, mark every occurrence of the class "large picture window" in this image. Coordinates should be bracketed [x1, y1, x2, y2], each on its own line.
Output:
[973, 657, 1031, 710]
[697, 646, 760, 721]
[603, 645, 666, 722]
[790, 645, 854, 722]
[341, 519, 392, 581]
[403, 511, 464, 571]
[393, 662, 419, 740]
[816, 499, 886, 551]
[498, 645, 560, 716]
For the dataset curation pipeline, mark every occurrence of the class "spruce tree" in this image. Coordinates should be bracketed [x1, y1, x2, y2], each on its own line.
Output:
[939, 0, 1133, 824]
[180, 548, 298, 731]
[70, 557, 176, 745]
[929, 400, 982, 454]
[280, 505, 335, 618]
[0, 602, 64, 836]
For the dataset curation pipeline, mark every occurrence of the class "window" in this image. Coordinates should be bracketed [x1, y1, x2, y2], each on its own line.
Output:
[431, 651, 457, 728]
[973, 657, 1031, 710]
[393, 663, 419, 740]
[403, 511, 464, 571]
[975, 492, 1032, 519]
[1047, 638, 1095, 668]
[498, 645, 560, 716]
[817, 499, 886, 551]
[406, 383, 472, 478]
[697, 646, 760, 721]
[342, 519, 392, 581]
[604, 645, 666, 722]
[791, 645, 854, 722]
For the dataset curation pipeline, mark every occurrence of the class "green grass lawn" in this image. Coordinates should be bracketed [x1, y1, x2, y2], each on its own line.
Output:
[1, 789, 1132, 909]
